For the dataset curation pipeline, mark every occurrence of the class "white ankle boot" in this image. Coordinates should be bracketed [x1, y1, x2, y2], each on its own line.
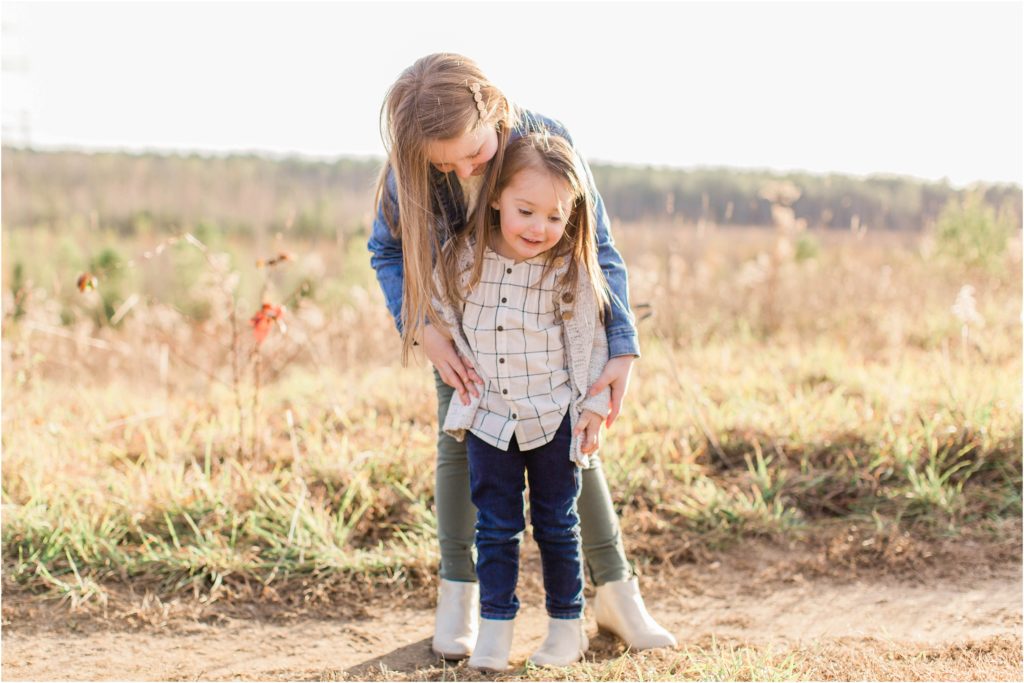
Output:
[528, 617, 588, 667]
[468, 618, 515, 672]
[593, 577, 677, 649]
[432, 579, 479, 660]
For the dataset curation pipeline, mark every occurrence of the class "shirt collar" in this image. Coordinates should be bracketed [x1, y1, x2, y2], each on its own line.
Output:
[483, 244, 549, 267]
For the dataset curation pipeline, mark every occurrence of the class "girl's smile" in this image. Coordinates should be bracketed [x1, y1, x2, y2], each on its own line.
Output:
[490, 167, 574, 262]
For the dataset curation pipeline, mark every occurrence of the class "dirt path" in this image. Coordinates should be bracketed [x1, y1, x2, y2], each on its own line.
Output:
[3, 561, 1020, 681]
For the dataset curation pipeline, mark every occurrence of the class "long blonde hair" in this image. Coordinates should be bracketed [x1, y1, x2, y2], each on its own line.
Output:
[375, 53, 518, 362]
[442, 132, 610, 319]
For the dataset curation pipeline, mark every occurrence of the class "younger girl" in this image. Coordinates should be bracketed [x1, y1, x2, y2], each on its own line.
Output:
[433, 132, 609, 670]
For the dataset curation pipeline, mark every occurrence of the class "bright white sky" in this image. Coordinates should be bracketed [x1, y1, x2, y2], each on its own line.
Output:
[2, 1, 1022, 186]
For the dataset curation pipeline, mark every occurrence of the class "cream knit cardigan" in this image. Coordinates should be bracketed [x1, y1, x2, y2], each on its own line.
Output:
[432, 241, 612, 467]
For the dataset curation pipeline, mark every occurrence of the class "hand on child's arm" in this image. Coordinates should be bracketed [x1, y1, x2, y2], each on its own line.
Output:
[587, 355, 636, 428]
[574, 410, 604, 454]
[422, 323, 483, 405]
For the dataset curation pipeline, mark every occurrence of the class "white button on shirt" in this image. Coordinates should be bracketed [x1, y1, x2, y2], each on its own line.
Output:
[462, 247, 573, 451]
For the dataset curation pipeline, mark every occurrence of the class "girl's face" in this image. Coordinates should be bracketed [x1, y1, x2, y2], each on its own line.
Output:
[425, 124, 498, 179]
[490, 166, 574, 263]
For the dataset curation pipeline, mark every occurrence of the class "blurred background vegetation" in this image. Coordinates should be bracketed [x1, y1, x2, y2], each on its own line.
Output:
[3, 147, 1020, 238]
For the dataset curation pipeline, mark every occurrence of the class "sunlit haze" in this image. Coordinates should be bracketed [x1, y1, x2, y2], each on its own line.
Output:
[2, 1, 1021, 187]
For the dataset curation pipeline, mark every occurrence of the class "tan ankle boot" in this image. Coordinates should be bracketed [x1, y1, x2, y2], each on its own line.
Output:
[468, 618, 514, 672]
[528, 617, 588, 667]
[431, 579, 479, 660]
[594, 577, 677, 649]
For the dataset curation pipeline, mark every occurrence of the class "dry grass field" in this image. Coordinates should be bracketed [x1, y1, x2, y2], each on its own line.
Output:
[2, 210, 1022, 680]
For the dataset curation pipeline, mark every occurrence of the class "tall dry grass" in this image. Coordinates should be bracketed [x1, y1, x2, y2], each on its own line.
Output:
[1, 216, 1021, 610]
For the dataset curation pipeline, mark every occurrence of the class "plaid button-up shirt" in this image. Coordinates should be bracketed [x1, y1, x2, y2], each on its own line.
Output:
[461, 248, 573, 451]
[434, 235, 612, 467]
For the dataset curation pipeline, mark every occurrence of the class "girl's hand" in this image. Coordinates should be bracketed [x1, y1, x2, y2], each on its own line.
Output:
[574, 410, 605, 454]
[587, 355, 637, 428]
[423, 323, 483, 406]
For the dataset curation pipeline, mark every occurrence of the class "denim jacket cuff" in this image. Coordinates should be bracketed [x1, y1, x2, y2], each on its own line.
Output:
[607, 332, 640, 359]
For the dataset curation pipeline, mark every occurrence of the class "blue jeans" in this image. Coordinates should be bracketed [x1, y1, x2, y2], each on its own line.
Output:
[466, 413, 584, 621]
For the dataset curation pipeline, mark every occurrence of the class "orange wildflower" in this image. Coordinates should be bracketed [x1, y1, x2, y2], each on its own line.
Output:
[76, 273, 98, 292]
[250, 303, 285, 345]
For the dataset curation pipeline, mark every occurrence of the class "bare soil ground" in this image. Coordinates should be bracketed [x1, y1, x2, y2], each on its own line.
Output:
[3, 536, 1022, 681]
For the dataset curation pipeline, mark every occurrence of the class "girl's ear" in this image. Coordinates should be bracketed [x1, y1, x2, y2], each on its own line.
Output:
[490, 200, 500, 210]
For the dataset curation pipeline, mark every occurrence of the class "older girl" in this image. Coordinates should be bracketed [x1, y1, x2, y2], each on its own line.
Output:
[368, 53, 675, 659]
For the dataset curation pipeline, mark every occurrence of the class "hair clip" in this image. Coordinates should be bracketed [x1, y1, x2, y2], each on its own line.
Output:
[469, 82, 486, 114]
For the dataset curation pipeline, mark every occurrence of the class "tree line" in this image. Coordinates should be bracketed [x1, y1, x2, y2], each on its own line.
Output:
[2, 147, 1019, 236]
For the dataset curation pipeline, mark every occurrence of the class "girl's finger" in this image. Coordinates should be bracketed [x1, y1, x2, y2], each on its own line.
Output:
[456, 356, 482, 398]
[465, 363, 484, 388]
[606, 382, 625, 427]
[448, 354, 475, 398]
[578, 419, 597, 452]
[443, 363, 469, 405]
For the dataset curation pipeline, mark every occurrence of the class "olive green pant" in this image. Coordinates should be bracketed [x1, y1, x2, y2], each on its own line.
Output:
[433, 369, 632, 586]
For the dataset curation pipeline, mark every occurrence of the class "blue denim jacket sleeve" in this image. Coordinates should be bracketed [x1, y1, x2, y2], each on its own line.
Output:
[367, 167, 406, 335]
[531, 114, 640, 358]
[588, 167, 640, 358]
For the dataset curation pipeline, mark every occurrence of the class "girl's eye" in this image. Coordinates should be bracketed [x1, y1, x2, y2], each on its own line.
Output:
[548, 216, 562, 223]
[518, 209, 532, 216]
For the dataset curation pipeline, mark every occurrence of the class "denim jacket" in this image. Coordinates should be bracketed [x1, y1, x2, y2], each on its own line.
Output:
[367, 109, 640, 358]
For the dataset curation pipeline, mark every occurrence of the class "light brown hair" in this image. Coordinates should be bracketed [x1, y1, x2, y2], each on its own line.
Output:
[375, 53, 518, 362]
[442, 132, 610, 319]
